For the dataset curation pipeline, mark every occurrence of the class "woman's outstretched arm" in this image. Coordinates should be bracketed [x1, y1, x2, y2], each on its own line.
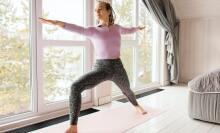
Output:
[117, 24, 145, 34]
[38, 17, 65, 28]
[38, 18, 93, 37]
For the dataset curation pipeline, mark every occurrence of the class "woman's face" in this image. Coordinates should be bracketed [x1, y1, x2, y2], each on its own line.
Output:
[95, 2, 110, 22]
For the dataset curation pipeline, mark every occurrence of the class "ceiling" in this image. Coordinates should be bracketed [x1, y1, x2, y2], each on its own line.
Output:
[170, 0, 220, 19]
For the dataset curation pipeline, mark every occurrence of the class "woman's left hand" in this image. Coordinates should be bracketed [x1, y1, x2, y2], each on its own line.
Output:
[138, 26, 145, 30]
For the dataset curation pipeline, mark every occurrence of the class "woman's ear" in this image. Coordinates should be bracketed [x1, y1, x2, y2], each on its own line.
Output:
[107, 10, 111, 16]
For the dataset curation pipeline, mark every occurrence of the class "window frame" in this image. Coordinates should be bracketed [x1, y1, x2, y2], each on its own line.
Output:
[36, 0, 94, 113]
[0, 0, 95, 128]
[111, 0, 162, 97]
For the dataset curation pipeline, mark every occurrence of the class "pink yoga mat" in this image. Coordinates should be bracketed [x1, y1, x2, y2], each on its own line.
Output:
[30, 104, 163, 133]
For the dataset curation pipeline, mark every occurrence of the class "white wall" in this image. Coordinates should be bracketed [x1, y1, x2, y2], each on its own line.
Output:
[179, 17, 220, 83]
[170, 0, 220, 83]
[171, 0, 220, 20]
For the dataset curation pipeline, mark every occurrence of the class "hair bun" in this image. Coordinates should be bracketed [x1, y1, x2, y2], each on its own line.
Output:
[97, 0, 111, 4]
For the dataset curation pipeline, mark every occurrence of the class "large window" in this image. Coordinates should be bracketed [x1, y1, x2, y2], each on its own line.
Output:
[111, 0, 160, 97]
[137, 1, 155, 86]
[42, 0, 84, 40]
[0, 0, 93, 125]
[42, 47, 84, 103]
[0, 0, 31, 119]
[38, 0, 92, 112]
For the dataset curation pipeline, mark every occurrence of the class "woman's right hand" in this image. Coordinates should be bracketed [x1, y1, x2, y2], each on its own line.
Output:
[38, 17, 55, 25]
[38, 17, 65, 28]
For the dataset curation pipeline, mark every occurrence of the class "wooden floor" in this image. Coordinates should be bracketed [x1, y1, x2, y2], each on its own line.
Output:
[93, 84, 220, 133]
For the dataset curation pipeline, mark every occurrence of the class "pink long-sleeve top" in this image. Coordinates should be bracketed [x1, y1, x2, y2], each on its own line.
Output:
[63, 22, 139, 59]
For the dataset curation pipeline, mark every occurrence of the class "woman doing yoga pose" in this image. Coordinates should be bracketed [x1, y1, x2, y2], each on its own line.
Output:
[39, 1, 147, 133]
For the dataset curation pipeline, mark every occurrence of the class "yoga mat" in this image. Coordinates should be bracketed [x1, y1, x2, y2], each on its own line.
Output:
[30, 104, 163, 133]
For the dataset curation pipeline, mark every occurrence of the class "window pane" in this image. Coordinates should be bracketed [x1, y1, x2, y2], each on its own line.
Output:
[112, 47, 134, 96]
[43, 47, 84, 103]
[42, 0, 84, 40]
[112, 0, 136, 40]
[136, 2, 154, 86]
[0, 0, 31, 118]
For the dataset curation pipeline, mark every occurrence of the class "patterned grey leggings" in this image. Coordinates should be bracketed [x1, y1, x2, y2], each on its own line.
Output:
[69, 58, 139, 125]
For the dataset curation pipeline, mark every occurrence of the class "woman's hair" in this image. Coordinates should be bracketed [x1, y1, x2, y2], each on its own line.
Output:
[97, 1, 116, 25]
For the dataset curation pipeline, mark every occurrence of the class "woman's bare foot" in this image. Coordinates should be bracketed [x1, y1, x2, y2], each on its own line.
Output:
[65, 125, 77, 133]
[135, 105, 147, 115]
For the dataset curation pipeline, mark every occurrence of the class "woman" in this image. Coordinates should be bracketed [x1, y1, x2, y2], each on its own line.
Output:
[39, 0, 147, 133]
